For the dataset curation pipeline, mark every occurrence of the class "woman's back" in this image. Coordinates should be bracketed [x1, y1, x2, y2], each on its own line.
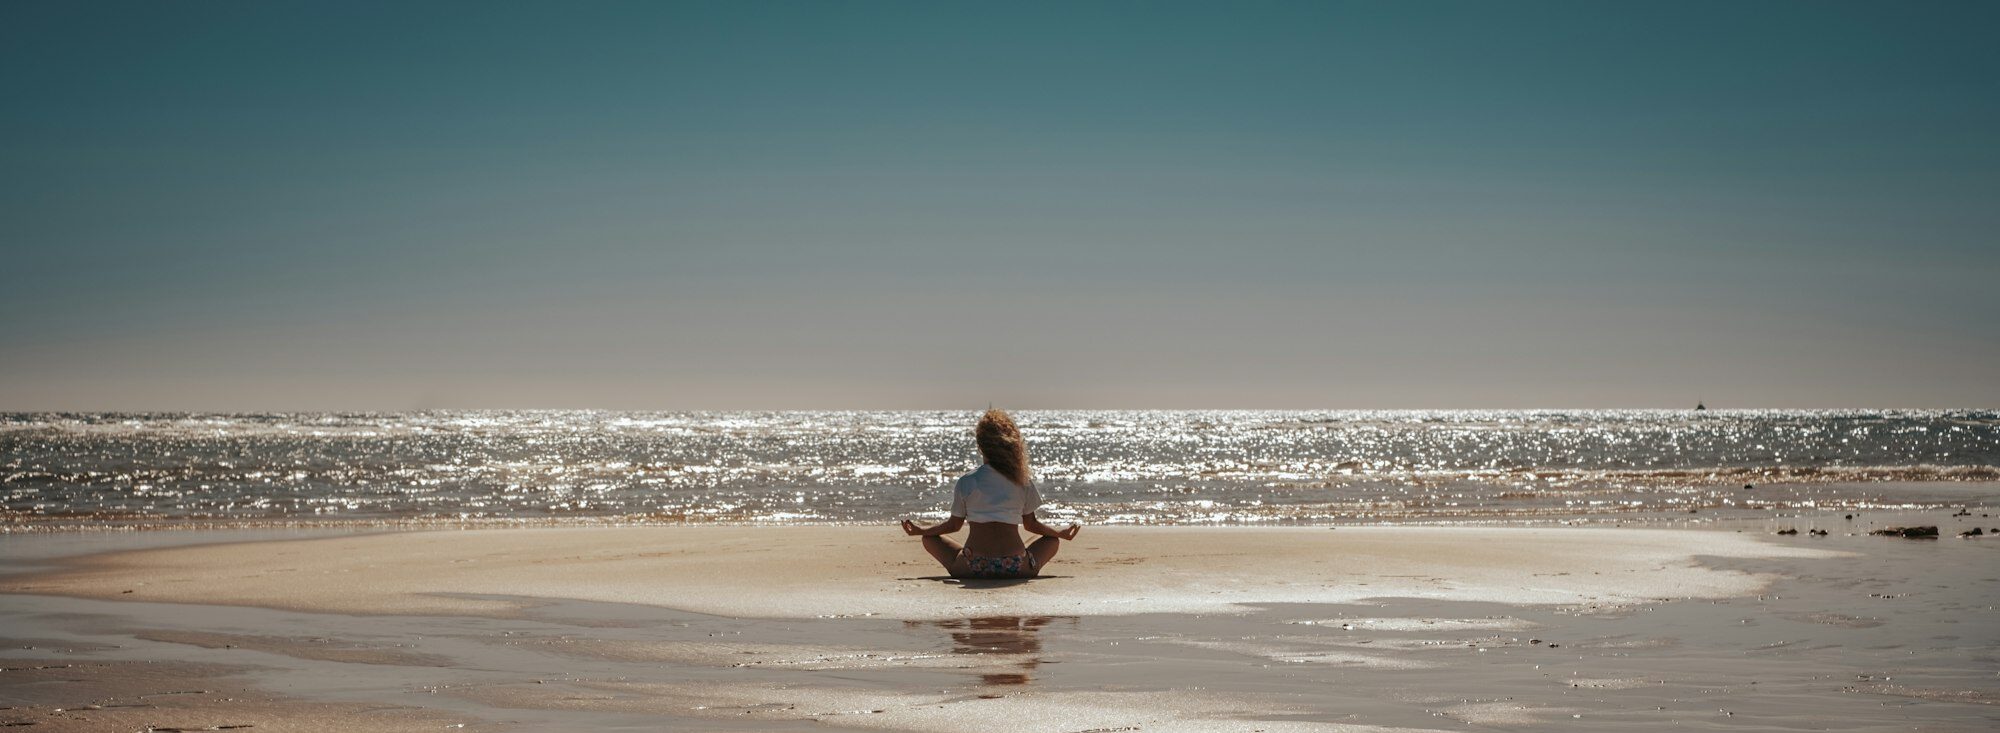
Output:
[952, 464, 1041, 524]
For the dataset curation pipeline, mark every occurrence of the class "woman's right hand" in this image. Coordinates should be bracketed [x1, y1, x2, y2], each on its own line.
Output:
[901, 519, 923, 536]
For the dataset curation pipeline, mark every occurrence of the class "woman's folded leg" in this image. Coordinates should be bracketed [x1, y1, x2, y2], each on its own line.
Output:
[921, 534, 962, 571]
[1027, 535, 1060, 571]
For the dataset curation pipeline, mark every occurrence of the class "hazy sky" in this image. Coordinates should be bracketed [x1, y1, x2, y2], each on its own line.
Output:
[3, 1, 1996, 410]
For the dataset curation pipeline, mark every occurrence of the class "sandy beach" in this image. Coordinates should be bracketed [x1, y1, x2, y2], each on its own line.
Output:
[5, 519, 1997, 731]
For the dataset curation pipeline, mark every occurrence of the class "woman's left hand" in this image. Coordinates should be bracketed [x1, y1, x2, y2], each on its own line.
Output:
[1058, 525, 1081, 540]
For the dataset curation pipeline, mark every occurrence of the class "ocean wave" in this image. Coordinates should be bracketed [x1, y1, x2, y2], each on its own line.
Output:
[4, 410, 1995, 526]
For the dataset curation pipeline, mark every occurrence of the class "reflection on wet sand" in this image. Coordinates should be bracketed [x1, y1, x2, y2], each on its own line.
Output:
[929, 616, 1061, 685]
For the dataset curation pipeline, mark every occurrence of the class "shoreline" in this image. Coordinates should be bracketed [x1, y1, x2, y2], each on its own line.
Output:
[3, 518, 1994, 731]
[8, 479, 1997, 534]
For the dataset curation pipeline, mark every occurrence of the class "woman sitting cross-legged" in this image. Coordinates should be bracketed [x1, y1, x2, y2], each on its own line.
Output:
[901, 409, 1080, 579]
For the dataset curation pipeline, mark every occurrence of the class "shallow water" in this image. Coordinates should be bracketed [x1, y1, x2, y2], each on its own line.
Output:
[5, 410, 1996, 527]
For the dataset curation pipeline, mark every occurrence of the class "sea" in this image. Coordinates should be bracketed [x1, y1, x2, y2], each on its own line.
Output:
[4, 410, 1996, 529]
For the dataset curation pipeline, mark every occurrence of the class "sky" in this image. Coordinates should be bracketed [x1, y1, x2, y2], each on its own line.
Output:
[2, 0, 1996, 411]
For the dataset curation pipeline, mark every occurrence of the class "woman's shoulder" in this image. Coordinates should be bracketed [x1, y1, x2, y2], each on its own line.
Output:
[954, 464, 991, 485]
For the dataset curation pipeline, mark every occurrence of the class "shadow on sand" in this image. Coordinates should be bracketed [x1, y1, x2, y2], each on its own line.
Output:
[902, 575, 1069, 589]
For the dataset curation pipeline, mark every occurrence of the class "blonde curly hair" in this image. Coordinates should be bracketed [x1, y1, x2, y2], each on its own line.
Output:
[974, 409, 1032, 488]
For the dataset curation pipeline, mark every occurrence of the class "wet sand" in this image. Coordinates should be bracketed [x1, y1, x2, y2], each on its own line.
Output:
[0, 654, 480, 732]
[4, 518, 1998, 731]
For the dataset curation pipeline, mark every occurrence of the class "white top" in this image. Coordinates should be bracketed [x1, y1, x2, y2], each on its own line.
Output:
[949, 464, 1041, 523]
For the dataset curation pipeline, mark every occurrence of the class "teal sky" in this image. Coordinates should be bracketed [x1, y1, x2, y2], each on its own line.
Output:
[3, 1, 1996, 410]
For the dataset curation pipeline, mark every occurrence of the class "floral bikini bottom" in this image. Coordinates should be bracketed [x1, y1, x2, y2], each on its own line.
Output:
[954, 550, 1037, 579]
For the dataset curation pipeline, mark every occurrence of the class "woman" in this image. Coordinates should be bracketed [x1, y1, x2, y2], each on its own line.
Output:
[901, 409, 1080, 579]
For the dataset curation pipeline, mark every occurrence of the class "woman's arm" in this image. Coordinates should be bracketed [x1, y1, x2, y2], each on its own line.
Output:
[901, 516, 964, 536]
[1021, 512, 1080, 540]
